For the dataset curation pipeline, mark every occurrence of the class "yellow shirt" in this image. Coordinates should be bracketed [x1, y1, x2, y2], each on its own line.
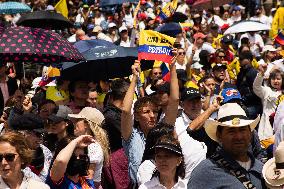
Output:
[46, 86, 69, 102]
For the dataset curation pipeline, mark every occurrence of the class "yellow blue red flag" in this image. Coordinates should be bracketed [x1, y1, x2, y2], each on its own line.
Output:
[138, 30, 176, 64]
[158, 0, 178, 21]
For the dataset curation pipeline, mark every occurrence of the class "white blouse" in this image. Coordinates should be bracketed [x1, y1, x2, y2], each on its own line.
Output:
[139, 176, 187, 189]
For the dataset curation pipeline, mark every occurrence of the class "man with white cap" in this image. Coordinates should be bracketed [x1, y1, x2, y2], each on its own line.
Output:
[114, 25, 130, 47]
[188, 103, 265, 188]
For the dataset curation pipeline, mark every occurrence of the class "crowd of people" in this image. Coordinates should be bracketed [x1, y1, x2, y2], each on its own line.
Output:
[1, 0, 284, 188]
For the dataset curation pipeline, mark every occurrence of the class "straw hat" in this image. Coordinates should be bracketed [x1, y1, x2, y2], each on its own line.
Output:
[68, 107, 105, 126]
[263, 141, 284, 188]
[204, 103, 260, 142]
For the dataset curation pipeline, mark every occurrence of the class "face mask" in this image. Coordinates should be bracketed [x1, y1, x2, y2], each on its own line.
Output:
[66, 155, 89, 176]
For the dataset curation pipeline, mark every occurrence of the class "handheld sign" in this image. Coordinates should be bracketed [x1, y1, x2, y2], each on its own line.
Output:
[138, 30, 176, 64]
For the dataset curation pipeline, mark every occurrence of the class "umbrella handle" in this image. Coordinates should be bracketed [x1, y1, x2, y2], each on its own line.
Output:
[23, 62, 25, 79]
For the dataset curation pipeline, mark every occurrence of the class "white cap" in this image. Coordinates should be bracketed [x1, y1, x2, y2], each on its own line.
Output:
[262, 45, 277, 53]
[108, 22, 117, 28]
[119, 26, 128, 33]
[191, 62, 204, 69]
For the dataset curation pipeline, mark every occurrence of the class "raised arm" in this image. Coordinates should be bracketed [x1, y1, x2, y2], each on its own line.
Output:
[121, 60, 140, 140]
[253, 63, 267, 99]
[164, 50, 179, 125]
[50, 135, 95, 182]
[189, 97, 220, 131]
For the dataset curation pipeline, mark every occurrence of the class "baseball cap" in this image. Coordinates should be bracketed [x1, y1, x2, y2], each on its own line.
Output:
[119, 26, 128, 33]
[212, 63, 227, 71]
[221, 34, 233, 43]
[221, 88, 242, 104]
[193, 32, 207, 40]
[87, 24, 95, 30]
[48, 105, 72, 124]
[108, 22, 117, 28]
[83, 4, 89, 9]
[181, 87, 201, 101]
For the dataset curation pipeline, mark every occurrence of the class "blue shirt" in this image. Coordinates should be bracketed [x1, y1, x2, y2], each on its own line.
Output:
[46, 175, 95, 189]
[122, 127, 146, 184]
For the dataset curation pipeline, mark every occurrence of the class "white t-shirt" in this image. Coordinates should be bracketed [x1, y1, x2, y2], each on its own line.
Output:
[88, 142, 104, 182]
[250, 15, 270, 26]
[139, 176, 187, 189]
[240, 33, 264, 57]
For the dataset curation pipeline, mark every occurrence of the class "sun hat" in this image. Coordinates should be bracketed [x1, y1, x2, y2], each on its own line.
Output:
[221, 88, 242, 104]
[204, 103, 260, 142]
[262, 45, 277, 53]
[181, 87, 201, 101]
[68, 107, 105, 126]
[263, 141, 284, 188]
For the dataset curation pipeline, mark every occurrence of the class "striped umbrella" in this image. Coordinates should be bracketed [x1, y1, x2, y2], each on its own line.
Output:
[0, 2, 31, 15]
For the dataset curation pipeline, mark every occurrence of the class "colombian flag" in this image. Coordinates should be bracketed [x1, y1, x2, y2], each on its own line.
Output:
[160, 62, 170, 82]
[275, 31, 284, 46]
[138, 30, 176, 64]
[157, 0, 178, 21]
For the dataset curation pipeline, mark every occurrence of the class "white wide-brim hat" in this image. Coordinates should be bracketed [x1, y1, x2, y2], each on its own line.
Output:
[204, 103, 260, 142]
[263, 142, 284, 188]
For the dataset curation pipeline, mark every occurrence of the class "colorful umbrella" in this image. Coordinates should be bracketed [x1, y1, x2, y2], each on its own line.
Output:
[16, 10, 73, 30]
[0, 2, 31, 15]
[192, 0, 232, 10]
[0, 26, 84, 63]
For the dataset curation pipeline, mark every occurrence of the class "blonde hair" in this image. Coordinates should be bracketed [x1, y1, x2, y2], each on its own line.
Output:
[84, 120, 110, 165]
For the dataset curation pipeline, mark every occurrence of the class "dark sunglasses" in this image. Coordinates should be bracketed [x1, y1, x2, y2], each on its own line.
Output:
[153, 72, 162, 75]
[0, 153, 17, 162]
[218, 55, 225, 58]
[178, 52, 186, 55]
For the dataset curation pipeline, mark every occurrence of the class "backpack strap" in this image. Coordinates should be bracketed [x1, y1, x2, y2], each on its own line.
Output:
[210, 153, 256, 189]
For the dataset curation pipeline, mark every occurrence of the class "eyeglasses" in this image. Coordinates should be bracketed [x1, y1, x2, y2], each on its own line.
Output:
[0, 153, 17, 162]
[218, 55, 225, 58]
[153, 72, 162, 75]
[178, 52, 186, 55]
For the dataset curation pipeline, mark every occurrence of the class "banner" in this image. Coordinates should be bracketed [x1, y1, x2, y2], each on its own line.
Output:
[138, 30, 176, 63]
[55, 0, 68, 18]
[157, 0, 178, 21]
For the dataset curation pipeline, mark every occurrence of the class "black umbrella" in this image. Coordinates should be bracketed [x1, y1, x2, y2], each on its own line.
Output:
[155, 22, 183, 37]
[62, 46, 153, 81]
[17, 10, 73, 30]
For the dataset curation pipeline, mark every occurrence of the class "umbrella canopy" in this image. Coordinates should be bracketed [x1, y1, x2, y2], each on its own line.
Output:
[155, 22, 182, 37]
[16, 10, 73, 30]
[0, 2, 31, 15]
[224, 20, 271, 35]
[62, 46, 153, 81]
[100, 0, 138, 7]
[74, 39, 115, 53]
[192, 0, 232, 10]
[0, 26, 84, 63]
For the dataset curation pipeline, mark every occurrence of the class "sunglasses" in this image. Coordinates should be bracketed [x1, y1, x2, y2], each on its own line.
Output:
[178, 52, 186, 55]
[0, 153, 17, 162]
[153, 72, 162, 75]
[218, 55, 225, 58]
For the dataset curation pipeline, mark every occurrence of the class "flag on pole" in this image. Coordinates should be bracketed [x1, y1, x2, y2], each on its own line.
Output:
[138, 30, 175, 64]
[55, 0, 68, 18]
[157, 0, 178, 21]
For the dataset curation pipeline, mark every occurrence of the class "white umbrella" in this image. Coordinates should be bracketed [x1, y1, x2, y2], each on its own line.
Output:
[224, 20, 271, 35]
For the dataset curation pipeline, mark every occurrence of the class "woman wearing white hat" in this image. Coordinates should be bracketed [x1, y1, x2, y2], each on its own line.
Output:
[68, 107, 110, 188]
[263, 141, 284, 188]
